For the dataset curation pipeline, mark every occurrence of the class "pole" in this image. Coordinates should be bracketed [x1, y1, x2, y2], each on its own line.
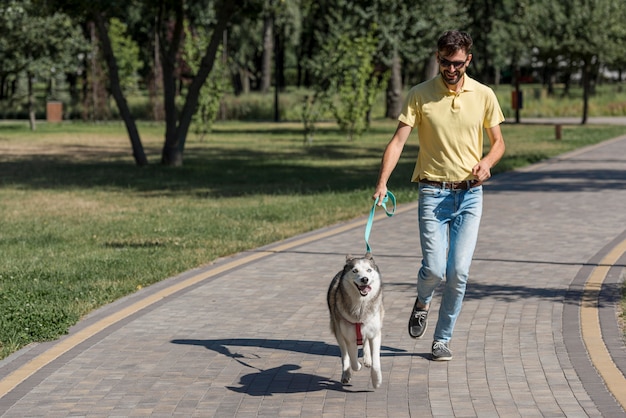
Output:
[515, 67, 521, 124]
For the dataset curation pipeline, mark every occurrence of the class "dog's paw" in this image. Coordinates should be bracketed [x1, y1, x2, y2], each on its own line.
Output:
[341, 370, 352, 384]
[371, 369, 382, 389]
[351, 361, 362, 372]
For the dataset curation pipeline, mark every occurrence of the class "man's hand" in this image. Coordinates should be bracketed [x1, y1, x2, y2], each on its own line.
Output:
[475, 124, 505, 181]
[372, 185, 388, 206]
[472, 160, 492, 182]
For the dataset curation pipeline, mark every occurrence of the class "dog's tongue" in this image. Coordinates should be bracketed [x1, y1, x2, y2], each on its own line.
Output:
[358, 285, 372, 296]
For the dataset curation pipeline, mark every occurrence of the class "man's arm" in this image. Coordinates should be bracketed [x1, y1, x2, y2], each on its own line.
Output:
[373, 122, 413, 204]
[472, 124, 505, 182]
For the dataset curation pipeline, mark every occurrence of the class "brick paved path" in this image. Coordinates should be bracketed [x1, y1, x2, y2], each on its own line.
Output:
[1, 133, 626, 417]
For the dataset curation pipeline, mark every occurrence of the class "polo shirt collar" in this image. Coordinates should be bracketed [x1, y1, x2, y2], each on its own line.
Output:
[437, 73, 477, 93]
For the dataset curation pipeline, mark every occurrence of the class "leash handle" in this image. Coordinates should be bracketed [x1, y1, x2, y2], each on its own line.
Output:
[365, 191, 396, 253]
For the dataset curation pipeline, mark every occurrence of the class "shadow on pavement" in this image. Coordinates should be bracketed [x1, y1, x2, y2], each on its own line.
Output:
[170, 339, 411, 395]
[488, 167, 626, 193]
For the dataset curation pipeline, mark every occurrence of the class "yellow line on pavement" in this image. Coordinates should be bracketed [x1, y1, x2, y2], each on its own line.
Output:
[0, 204, 413, 399]
[580, 237, 626, 410]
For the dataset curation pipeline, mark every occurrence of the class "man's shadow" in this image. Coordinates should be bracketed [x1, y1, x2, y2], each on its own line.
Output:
[171, 338, 411, 395]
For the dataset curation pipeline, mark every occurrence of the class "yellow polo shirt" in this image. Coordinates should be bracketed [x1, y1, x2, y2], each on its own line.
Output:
[398, 74, 504, 182]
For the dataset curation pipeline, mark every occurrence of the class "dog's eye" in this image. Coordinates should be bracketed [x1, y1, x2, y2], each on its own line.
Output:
[367, 269, 372, 273]
[352, 268, 358, 273]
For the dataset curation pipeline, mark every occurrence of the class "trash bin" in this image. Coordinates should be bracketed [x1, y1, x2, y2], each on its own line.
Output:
[46, 101, 63, 122]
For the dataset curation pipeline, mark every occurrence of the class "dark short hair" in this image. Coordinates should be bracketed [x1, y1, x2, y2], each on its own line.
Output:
[437, 30, 473, 56]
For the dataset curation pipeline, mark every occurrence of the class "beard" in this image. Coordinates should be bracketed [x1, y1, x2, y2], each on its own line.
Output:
[441, 69, 463, 87]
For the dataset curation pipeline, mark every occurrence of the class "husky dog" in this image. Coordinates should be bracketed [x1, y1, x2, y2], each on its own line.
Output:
[327, 253, 384, 388]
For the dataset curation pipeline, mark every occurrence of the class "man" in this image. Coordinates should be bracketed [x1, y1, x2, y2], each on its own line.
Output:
[373, 30, 505, 361]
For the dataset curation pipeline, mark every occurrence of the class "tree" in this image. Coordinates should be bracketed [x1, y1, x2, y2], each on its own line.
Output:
[32, 0, 148, 164]
[184, 22, 230, 140]
[260, 4, 273, 94]
[307, 27, 387, 141]
[108, 18, 143, 94]
[564, 0, 626, 124]
[528, 0, 626, 124]
[82, 17, 142, 122]
[307, 0, 467, 119]
[481, 0, 537, 122]
[92, 8, 148, 164]
[0, 1, 87, 130]
[37, 0, 247, 166]
[84, 21, 110, 121]
[155, 0, 240, 166]
[225, 18, 260, 94]
[376, 0, 467, 118]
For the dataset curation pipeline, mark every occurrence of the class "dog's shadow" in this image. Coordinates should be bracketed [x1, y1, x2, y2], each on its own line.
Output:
[171, 338, 409, 395]
[226, 363, 346, 395]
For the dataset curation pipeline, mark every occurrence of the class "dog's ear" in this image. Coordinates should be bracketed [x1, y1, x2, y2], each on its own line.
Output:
[364, 252, 374, 261]
[345, 254, 354, 262]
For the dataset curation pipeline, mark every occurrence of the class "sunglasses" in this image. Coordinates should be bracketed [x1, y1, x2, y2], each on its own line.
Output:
[439, 57, 468, 69]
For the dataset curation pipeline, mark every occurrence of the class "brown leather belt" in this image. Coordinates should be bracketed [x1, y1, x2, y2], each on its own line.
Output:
[419, 179, 481, 190]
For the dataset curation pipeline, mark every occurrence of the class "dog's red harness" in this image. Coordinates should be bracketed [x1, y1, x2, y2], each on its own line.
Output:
[355, 323, 363, 346]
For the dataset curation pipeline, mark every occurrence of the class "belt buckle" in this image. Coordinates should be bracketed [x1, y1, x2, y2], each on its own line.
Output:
[440, 181, 456, 190]
[450, 181, 468, 190]
[447, 181, 461, 190]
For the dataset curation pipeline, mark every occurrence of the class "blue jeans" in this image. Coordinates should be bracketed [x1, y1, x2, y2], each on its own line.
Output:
[416, 183, 483, 343]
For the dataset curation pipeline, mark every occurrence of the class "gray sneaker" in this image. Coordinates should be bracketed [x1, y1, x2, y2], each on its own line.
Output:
[432, 341, 453, 361]
[408, 304, 428, 338]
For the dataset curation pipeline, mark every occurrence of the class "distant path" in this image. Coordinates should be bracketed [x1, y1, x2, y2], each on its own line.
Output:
[519, 116, 626, 125]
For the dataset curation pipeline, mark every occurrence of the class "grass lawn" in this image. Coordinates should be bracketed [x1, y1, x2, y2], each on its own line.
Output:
[1, 119, 625, 359]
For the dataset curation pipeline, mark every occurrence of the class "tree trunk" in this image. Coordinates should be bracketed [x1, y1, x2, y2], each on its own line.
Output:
[27, 71, 36, 131]
[424, 55, 439, 80]
[160, 0, 236, 166]
[87, 21, 110, 121]
[581, 58, 590, 125]
[92, 13, 148, 166]
[562, 65, 572, 97]
[237, 67, 251, 94]
[385, 48, 402, 119]
[261, 15, 273, 93]
[150, 22, 165, 121]
[159, 1, 184, 166]
[0, 74, 5, 100]
[275, 29, 285, 90]
[273, 17, 280, 122]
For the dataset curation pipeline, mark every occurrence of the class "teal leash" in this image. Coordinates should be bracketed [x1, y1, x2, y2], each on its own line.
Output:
[364, 191, 396, 253]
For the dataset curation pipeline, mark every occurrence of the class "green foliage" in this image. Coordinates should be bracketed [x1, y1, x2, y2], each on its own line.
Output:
[308, 30, 388, 140]
[0, 0, 88, 98]
[3, 0, 626, 135]
[184, 21, 231, 139]
[108, 18, 143, 93]
[301, 92, 326, 144]
[375, 0, 466, 66]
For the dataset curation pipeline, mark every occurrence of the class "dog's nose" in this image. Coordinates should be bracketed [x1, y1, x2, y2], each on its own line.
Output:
[360, 277, 369, 284]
